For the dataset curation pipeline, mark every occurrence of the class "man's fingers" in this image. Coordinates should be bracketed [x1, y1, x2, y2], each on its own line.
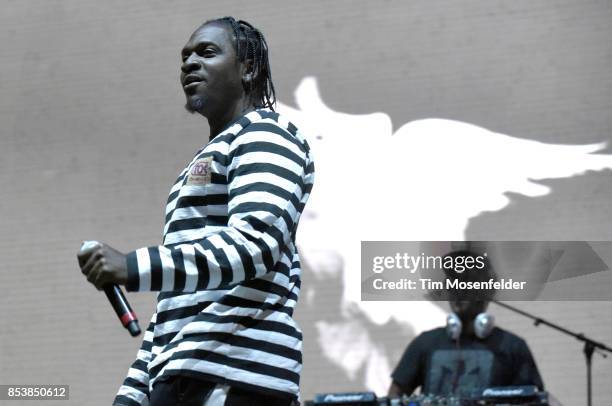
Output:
[77, 241, 101, 266]
[94, 270, 105, 290]
[88, 261, 108, 289]
[78, 241, 126, 288]
[77, 250, 90, 268]
[94, 267, 111, 290]
[85, 258, 109, 290]
[86, 262, 99, 284]
[81, 249, 103, 276]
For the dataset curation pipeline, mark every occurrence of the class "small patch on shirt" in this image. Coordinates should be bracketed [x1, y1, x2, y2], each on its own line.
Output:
[186, 156, 213, 186]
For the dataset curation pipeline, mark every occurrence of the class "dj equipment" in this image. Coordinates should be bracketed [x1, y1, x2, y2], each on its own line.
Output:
[474, 385, 549, 405]
[307, 392, 377, 405]
[306, 386, 549, 406]
[446, 312, 495, 340]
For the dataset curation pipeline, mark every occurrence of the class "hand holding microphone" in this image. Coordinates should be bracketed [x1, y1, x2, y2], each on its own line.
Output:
[78, 240, 128, 288]
[78, 241, 141, 337]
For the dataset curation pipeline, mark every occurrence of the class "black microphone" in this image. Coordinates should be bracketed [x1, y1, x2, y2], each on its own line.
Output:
[104, 284, 141, 337]
[81, 241, 141, 337]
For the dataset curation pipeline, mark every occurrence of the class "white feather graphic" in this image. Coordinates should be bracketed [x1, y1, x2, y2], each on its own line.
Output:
[277, 77, 612, 395]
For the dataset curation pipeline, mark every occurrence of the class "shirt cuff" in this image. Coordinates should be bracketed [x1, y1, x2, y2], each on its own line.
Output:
[126, 249, 143, 291]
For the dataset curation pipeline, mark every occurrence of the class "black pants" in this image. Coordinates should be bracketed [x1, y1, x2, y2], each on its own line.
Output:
[149, 375, 295, 406]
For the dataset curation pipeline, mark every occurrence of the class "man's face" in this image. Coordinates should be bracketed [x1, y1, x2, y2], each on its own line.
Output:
[180, 22, 244, 116]
[450, 300, 489, 322]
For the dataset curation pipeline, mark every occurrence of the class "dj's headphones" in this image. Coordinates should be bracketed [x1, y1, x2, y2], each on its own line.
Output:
[446, 312, 495, 340]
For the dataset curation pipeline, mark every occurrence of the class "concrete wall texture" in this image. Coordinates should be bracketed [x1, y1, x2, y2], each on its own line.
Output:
[1, 1, 611, 404]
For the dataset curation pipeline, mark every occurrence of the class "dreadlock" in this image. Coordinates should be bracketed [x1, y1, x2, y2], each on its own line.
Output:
[202, 16, 276, 110]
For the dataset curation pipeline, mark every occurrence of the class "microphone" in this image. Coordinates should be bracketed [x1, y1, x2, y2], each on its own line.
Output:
[81, 241, 141, 337]
[104, 284, 141, 337]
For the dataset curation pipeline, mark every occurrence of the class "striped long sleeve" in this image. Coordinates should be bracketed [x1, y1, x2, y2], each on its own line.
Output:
[124, 113, 311, 293]
[113, 314, 156, 406]
[115, 109, 314, 400]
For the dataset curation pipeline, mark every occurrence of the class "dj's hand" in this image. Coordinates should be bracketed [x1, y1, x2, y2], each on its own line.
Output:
[77, 241, 128, 290]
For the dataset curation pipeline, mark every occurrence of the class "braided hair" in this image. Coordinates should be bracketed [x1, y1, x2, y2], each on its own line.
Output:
[202, 16, 276, 110]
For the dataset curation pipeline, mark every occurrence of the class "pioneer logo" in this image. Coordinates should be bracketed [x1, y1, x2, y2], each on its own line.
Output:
[324, 394, 363, 402]
[316, 392, 376, 403]
[483, 388, 524, 397]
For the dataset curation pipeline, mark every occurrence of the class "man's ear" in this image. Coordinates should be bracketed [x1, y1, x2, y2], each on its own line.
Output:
[242, 59, 256, 86]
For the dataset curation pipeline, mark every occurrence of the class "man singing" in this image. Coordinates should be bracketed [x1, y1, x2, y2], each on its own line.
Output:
[78, 16, 314, 406]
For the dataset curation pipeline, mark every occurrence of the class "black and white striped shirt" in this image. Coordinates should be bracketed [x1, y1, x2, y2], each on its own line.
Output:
[114, 109, 315, 405]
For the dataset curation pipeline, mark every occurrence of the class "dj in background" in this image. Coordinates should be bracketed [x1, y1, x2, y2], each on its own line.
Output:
[388, 250, 544, 397]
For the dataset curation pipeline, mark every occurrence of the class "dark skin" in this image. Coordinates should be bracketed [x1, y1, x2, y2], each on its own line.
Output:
[78, 22, 256, 288]
[77, 242, 128, 290]
[182, 22, 256, 138]
[387, 300, 490, 397]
